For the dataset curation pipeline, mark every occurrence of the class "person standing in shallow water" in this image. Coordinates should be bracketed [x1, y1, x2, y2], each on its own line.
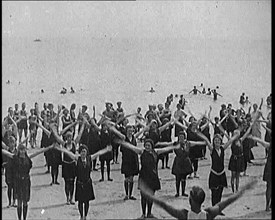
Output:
[189, 86, 201, 95]
[2, 143, 54, 220]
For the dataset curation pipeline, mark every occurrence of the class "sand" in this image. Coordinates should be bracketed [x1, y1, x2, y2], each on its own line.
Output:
[2, 137, 272, 220]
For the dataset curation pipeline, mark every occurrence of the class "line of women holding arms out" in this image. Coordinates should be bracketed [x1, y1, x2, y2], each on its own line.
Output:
[2, 95, 271, 220]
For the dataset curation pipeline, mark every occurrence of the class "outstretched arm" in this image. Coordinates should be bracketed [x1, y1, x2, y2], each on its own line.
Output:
[158, 118, 174, 133]
[90, 145, 112, 160]
[29, 144, 54, 159]
[60, 121, 78, 136]
[247, 135, 270, 149]
[2, 149, 15, 159]
[49, 123, 65, 146]
[139, 179, 188, 219]
[262, 124, 271, 134]
[2, 142, 9, 150]
[223, 131, 240, 150]
[155, 143, 180, 155]
[134, 124, 150, 139]
[107, 124, 126, 140]
[206, 179, 257, 219]
[34, 121, 51, 137]
[116, 139, 143, 155]
[55, 144, 79, 161]
[195, 131, 213, 152]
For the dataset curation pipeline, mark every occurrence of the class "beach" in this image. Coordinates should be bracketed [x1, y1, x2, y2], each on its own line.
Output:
[2, 1, 271, 219]
[2, 134, 272, 219]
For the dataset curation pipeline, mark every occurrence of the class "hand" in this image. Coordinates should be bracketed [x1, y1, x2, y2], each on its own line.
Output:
[113, 138, 123, 145]
[93, 106, 95, 112]
[106, 145, 112, 152]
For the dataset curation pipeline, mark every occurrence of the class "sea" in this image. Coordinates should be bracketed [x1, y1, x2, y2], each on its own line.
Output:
[2, 37, 271, 122]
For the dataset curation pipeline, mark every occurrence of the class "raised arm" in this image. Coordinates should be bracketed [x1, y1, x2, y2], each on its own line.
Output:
[139, 179, 188, 219]
[194, 131, 213, 152]
[222, 131, 240, 150]
[158, 118, 174, 133]
[206, 179, 257, 219]
[134, 124, 150, 139]
[49, 123, 65, 146]
[75, 120, 86, 144]
[174, 120, 188, 131]
[60, 121, 78, 136]
[29, 144, 54, 159]
[2, 149, 15, 159]
[2, 141, 9, 150]
[8, 115, 18, 137]
[115, 113, 136, 126]
[107, 125, 126, 140]
[90, 145, 112, 161]
[259, 98, 263, 110]
[34, 121, 51, 137]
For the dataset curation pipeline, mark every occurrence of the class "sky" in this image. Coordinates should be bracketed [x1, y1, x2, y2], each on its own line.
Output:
[2, 1, 271, 41]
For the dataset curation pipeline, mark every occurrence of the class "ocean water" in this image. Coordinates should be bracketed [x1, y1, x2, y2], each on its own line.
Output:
[2, 37, 271, 121]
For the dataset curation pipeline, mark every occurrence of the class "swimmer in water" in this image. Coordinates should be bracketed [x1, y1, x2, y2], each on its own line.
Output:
[41, 89, 44, 94]
[70, 87, 75, 93]
[211, 89, 222, 101]
[189, 86, 201, 95]
[149, 87, 155, 93]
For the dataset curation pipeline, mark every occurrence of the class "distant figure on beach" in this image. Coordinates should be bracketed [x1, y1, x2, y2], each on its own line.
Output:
[41, 89, 44, 94]
[189, 86, 201, 95]
[70, 87, 75, 94]
[149, 87, 155, 93]
[211, 89, 222, 101]
[239, 93, 245, 105]
[60, 88, 67, 94]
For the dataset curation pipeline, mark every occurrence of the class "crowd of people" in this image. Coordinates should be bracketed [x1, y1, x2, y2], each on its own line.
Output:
[2, 92, 272, 220]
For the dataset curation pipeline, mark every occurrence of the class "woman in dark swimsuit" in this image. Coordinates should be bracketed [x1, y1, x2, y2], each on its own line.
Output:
[116, 138, 180, 219]
[2, 143, 53, 220]
[55, 141, 112, 220]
